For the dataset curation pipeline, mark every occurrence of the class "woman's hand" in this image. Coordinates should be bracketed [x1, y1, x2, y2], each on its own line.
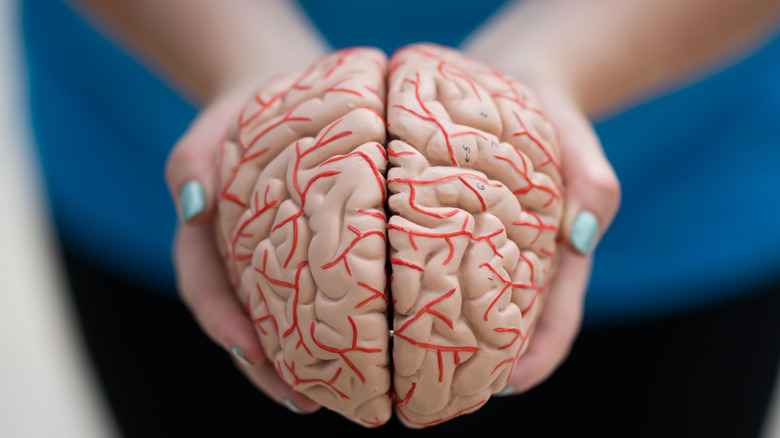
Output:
[165, 82, 322, 414]
[76, 0, 337, 414]
[461, 1, 629, 393]
[495, 77, 621, 394]
[463, 0, 779, 394]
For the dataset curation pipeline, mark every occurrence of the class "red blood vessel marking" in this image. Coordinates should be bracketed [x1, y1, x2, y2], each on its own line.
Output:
[320, 150, 387, 204]
[479, 262, 537, 322]
[390, 258, 424, 272]
[493, 153, 560, 206]
[254, 250, 313, 356]
[513, 209, 559, 246]
[325, 77, 364, 98]
[321, 225, 387, 276]
[283, 360, 349, 399]
[355, 282, 389, 308]
[231, 186, 279, 261]
[388, 216, 504, 266]
[221, 103, 312, 208]
[394, 382, 416, 408]
[310, 316, 382, 383]
[271, 118, 355, 268]
[478, 66, 548, 120]
[393, 72, 459, 166]
[400, 45, 483, 103]
[388, 172, 502, 219]
[511, 110, 561, 177]
[493, 316, 537, 378]
[251, 284, 279, 337]
[394, 288, 479, 382]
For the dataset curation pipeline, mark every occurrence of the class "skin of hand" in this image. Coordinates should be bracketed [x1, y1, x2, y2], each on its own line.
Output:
[165, 80, 322, 414]
[83, 0, 336, 414]
[459, 5, 626, 396]
[463, 0, 780, 395]
[492, 76, 620, 394]
[66, 0, 329, 414]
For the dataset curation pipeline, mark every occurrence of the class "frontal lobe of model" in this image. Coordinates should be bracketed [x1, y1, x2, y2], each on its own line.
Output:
[215, 44, 563, 428]
[386, 44, 562, 428]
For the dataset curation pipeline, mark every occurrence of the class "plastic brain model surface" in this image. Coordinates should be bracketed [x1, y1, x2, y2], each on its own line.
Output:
[215, 44, 563, 428]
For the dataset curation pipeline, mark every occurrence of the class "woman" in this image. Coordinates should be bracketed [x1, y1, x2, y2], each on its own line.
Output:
[22, 0, 780, 436]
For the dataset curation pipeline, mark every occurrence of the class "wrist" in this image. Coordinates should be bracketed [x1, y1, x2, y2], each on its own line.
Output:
[460, 8, 586, 116]
[213, 36, 328, 103]
[209, 2, 329, 103]
[462, 41, 584, 119]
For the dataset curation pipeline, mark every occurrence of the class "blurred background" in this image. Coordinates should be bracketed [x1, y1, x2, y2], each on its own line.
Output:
[1, 0, 779, 436]
[0, 0, 117, 436]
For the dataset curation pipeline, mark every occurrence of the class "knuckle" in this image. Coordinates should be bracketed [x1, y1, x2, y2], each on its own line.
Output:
[193, 304, 227, 348]
[539, 327, 570, 364]
[551, 331, 575, 363]
[175, 278, 200, 321]
[164, 142, 198, 184]
[592, 169, 620, 197]
[178, 280, 226, 346]
[586, 167, 622, 216]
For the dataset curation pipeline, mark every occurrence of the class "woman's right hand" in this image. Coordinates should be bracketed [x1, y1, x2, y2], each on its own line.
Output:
[165, 82, 322, 414]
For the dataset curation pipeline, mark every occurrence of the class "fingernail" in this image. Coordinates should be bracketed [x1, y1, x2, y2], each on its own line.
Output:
[571, 210, 599, 255]
[180, 180, 205, 221]
[283, 396, 303, 414]
[496, 385, 516, 397]
[231, 345, 252, 366]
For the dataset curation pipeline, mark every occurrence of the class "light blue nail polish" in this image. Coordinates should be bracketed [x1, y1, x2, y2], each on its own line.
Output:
[284, 396, 303, 414]
[496, 385, 516, 397]
[231, 346, 252, 366]
[180, 180, 205, 221]
[571, 210, 600, 255]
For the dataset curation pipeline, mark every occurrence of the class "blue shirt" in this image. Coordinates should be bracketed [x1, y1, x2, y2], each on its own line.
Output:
[22, 0, 780, 324]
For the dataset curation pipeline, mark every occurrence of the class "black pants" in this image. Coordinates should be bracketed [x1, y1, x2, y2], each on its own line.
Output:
[63, 248, 780, 438]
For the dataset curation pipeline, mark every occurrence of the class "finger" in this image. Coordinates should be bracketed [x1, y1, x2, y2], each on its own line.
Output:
[174, 222, 319, 412]
[165, 85, 255, 223]
[232, 357, 321, 414]
[501, 247, 590, 394]
[174, 221, 266, 365]
[532, 85, 622, 256]
[557, 108, 621, 256]
[165, 103, 234, 223]
[174, 203, 321, 414]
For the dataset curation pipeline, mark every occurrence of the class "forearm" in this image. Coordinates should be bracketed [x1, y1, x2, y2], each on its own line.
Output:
[67, 0, 329, 104]
[464, 0, 780, 117]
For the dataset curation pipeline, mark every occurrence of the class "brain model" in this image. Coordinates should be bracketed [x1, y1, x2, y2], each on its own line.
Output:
[215, 44, 563, 428]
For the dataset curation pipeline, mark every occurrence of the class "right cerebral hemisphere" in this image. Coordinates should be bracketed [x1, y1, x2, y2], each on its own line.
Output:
[215, 44, 563, 429]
